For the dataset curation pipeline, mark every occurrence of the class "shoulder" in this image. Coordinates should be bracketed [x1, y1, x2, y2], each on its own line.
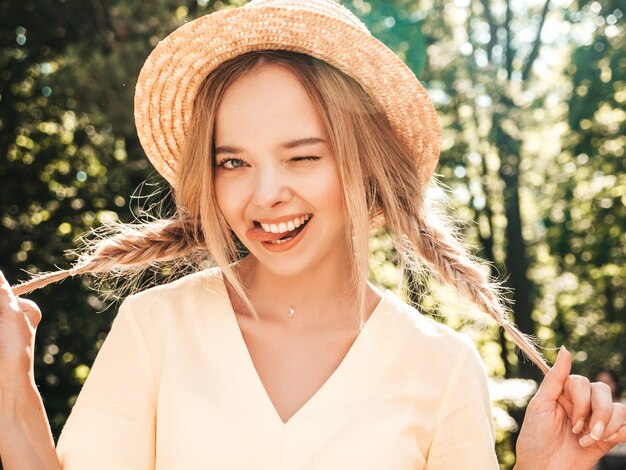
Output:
[110, 267, 231, 363]
[377, 289, 488, 393]
[382, 290, 480, 360]
[127, 266, 223, 302]
[376, 290, 493, 437]
[119, 266, 228, 321]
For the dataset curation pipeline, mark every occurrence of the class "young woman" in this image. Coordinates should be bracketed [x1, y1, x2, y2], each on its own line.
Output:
[0, 1, 624, 469]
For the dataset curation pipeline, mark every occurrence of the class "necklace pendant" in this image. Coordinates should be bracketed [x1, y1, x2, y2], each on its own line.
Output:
[288, 306, 295, 318]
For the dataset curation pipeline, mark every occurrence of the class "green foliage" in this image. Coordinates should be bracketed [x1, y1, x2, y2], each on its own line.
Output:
[540, 2, 625, 379]
[0, 1, 623, 468]
[0, 0, 223, 438]
[346, 0, 427, 76]
[366, 0, 624, 466]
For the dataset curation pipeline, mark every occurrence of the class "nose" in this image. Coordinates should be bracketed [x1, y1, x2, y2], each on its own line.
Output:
[251, 164, 293, 210]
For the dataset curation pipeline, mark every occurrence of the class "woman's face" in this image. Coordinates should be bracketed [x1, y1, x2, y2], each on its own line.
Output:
[213, 63, 349, 279]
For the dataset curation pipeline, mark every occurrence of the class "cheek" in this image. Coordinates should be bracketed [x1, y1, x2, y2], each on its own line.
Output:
[214, 179, 241, 228]
[310, 164, 345, 216]
[330, 163, 346, 203]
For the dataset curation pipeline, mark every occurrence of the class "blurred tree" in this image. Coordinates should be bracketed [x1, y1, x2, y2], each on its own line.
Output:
[0, 0, 234, 439]
[0, 0, 623, 469]
[417, 0, 560, 380]
[362, 0, 624, 466]
[541, 0, 625, 382]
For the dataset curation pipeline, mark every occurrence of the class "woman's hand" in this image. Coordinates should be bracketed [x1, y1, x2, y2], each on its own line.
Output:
[0, 270, 42, 393]
[0, 270, 61, 470]
[515, 347, 626, 470]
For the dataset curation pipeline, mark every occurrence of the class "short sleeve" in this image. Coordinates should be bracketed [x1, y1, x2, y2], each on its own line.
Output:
[56, 298, 156, 470]
[425, 336, 498, 470]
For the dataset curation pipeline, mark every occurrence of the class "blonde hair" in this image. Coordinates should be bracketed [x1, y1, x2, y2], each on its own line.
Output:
[13, 50, 548, 373]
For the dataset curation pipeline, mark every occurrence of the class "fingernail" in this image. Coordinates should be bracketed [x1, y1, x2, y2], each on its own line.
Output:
[572, 419, 585, 434]
[556, 345, 568, 362]
[604, 432, 619, 442]
[579, 434, 595, 447]
[590, 421, 605, 440]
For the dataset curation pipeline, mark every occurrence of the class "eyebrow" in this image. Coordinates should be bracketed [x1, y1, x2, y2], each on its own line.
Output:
[214, 137, 327, 155]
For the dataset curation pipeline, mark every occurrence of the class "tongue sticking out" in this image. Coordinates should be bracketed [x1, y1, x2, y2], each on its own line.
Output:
[246, 219, 309, 242]
[246, 226, 285, 242]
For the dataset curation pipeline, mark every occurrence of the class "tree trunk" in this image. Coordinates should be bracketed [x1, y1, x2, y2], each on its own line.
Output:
[494, 111, 539, 379]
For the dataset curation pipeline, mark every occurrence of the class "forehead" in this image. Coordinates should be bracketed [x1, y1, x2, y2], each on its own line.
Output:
[214, 63, 327, 148]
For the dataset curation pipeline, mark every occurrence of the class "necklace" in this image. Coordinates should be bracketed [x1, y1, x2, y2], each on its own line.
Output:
[227, 264, 358, 320]
[283, 287, 356, 319]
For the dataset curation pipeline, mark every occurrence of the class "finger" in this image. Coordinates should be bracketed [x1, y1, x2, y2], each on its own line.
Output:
[564, 374, 592, 434]
[604, 423, 626, 444]
[0, 270, 21, 314]
[536, 346, 571, 401]
[602, 403, 626, 442]
[579, 381, 614, 442]
[18, 298, 42, 328]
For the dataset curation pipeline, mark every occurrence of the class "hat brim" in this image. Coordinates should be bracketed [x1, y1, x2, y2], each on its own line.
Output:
[134, 5, 441, 187]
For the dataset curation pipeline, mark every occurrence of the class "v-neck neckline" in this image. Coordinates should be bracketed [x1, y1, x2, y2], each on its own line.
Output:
[214, 270, 389, 427]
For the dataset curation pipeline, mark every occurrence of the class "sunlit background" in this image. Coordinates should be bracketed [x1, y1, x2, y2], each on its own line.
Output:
[1, 0, 624, 467]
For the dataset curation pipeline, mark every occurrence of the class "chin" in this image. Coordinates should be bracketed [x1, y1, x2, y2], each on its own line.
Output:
[249, 239, 351, 282]
[252, 251, 320, 280]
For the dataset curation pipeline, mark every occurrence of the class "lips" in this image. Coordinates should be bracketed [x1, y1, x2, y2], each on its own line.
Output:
[246, 216, 312, 242]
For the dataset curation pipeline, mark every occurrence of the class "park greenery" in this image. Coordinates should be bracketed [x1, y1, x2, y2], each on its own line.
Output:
[1, 0, 624, 468]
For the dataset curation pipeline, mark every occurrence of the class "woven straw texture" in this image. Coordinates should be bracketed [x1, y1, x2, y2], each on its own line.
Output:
[134, 0, 441, 187]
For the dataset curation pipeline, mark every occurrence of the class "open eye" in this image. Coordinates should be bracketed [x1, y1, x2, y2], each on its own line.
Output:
[218, 158, 246, 170]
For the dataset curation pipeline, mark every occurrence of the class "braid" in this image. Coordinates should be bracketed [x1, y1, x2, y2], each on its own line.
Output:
[400, 208, 549, 374]
[11, 217, 206, 297]
[362, 118, 550, 374]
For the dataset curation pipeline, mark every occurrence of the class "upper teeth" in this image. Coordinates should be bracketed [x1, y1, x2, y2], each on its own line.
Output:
[260, 214, 310, 234]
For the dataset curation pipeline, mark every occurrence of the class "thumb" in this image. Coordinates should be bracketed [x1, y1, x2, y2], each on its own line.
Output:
[536, 346, 572, 402]
[18, 298, 42, 329]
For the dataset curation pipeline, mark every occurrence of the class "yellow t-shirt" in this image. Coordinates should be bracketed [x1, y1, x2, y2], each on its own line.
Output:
[56, 267, 498, 469]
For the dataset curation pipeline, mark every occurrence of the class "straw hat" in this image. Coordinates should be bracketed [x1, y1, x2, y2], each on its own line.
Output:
[134, 0, 441, 188]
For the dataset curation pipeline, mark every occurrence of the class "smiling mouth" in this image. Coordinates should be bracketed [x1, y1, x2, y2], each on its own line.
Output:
[246, 215, 313, 243]
[266, 217, 311, 244]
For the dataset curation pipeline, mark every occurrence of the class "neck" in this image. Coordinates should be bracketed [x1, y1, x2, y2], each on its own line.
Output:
[233, 254, 363, 325]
